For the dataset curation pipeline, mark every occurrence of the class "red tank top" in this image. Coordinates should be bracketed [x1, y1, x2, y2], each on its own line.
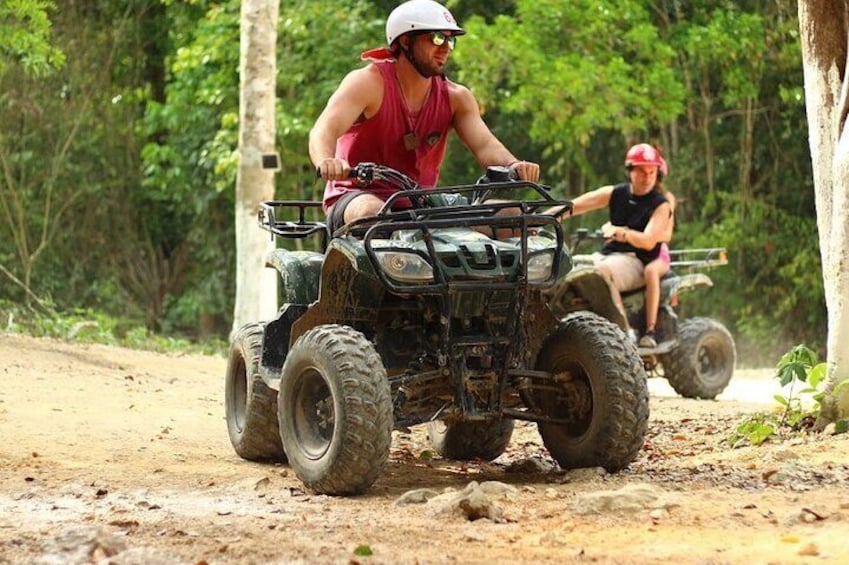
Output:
[322, 62, 453, 211]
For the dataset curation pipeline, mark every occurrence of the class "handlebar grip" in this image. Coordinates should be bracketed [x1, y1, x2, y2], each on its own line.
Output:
[315, 165, 360, 179]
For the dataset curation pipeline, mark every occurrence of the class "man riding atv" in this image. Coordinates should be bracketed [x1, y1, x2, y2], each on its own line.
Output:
[309, 0, 539, 234]
[223, 3, 653, 497]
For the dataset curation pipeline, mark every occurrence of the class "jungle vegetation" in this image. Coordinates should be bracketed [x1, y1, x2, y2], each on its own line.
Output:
[0, 0, 819, 364]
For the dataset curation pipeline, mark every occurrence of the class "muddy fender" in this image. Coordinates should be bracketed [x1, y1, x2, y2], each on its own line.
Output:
[265, 249, 324, 305]
[545, 267, 627, 328]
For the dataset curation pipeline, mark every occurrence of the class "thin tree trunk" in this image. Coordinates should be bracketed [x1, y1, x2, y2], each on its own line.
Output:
[0, 263, 56, 317]
[233, 0, 280, 336]
[739, 97, 756, 218]
[699, 69, 716, 193]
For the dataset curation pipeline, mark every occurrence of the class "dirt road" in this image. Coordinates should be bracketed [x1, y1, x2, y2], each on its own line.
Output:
[1, 333, 847, 564]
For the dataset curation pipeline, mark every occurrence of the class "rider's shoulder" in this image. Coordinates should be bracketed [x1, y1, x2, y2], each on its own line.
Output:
[446, 80, 474, 101]
[349, 63, 384, 83]
[339, 63, 385, 86]
[338, 65, 385, 101]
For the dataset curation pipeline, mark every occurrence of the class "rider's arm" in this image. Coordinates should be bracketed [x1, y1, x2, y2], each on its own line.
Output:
[541, 185, 613, 219]
[659, 192, 676, 242]
[309, 66, 382, 180]
[450, 83, 539, 182]
[569, 185, 614, 217]
[612, 201, 673, 250]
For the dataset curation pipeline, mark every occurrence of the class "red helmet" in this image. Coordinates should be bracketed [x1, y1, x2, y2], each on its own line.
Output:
[625, 143, 663, 169]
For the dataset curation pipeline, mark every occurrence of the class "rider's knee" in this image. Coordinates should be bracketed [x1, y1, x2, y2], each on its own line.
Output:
[345, 194, 385, 223]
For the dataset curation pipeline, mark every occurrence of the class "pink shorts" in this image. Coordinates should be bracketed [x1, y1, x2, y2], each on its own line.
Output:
[658, 243, 671, 268]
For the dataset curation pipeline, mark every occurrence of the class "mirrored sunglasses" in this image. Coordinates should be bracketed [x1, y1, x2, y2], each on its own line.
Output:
[428, 31, 457, 50]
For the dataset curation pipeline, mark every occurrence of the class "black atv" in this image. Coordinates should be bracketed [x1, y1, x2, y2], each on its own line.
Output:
[225, 164, 649, 495]
[546, 228, 736, 399]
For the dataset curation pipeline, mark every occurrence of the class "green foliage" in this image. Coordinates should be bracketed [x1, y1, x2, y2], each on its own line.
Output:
[729, 344, 846, 448]
[0, 0, 65, 76]
[0, 0, 828, 356]
[142, 1, 241, 201]
[0, 1, 150, 319]
[135, 1, 242, 333]
[775, 344, 828, 420]
[0, 300, 226, 355]
[353, 544, 374, 557]
[677, 7, 766, 106]
[728, 414, 776, 448]
[777, 344, 821, 387]
[455, 0, 685, 180]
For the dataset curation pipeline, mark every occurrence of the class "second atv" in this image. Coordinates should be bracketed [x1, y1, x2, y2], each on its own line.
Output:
[546, 227, 736, 399]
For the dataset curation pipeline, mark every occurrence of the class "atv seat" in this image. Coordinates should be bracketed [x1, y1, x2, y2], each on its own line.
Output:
[621, 270, 679, 302]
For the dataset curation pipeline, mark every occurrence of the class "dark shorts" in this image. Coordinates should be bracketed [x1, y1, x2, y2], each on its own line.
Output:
[326, 190, 469, 235]
[326, 190, 366, 235]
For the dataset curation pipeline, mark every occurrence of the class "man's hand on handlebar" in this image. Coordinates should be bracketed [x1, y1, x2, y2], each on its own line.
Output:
[317, 157, 351, 180]
[509, 160, 540, 183]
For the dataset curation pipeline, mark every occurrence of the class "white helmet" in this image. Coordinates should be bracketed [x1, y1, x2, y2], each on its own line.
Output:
[386, 0, 465, 46]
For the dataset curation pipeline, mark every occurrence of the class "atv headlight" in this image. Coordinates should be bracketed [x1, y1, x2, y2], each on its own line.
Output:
[377, 251, 433, 283]
[527, 251, 554, 281]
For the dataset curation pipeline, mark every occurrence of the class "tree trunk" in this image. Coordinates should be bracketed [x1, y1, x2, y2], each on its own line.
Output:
[738, 96, 755, 218]
[699, 70, 716, 193]
[232, 0, 279, 336]
[798, 0, 849, 425]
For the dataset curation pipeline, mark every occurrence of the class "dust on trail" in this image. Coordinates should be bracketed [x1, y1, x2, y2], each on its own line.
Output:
[1, 333, 848, 565]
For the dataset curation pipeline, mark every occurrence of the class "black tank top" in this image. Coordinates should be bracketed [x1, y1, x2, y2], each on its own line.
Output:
[602, 182, 667, 264]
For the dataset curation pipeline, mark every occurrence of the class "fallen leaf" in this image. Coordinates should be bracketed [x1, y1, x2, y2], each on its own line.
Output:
[798, 543, 819, 556]
[353, 544, 373, 557]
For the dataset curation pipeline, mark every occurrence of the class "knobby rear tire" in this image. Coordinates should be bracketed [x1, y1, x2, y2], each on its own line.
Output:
[225, 323, 287, 462]
[662, 317, 736, 399]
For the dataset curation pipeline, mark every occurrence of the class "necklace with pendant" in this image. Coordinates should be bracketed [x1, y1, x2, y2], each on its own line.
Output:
[396, 71, 432, 151]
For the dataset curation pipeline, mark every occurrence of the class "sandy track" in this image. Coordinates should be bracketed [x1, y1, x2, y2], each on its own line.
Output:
[1, 333, 847, 564]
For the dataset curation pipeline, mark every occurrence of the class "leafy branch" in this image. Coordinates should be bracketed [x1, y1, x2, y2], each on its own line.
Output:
[728, 344, 847, 447]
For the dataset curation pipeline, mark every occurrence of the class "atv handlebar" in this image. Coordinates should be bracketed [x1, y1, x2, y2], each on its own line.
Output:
[569, 228, 607, 253]
[314, 162, 421, 192]
[292, 163, 575, 243]
[345, 162, 567, 222]
[348, 162, 419, 193]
